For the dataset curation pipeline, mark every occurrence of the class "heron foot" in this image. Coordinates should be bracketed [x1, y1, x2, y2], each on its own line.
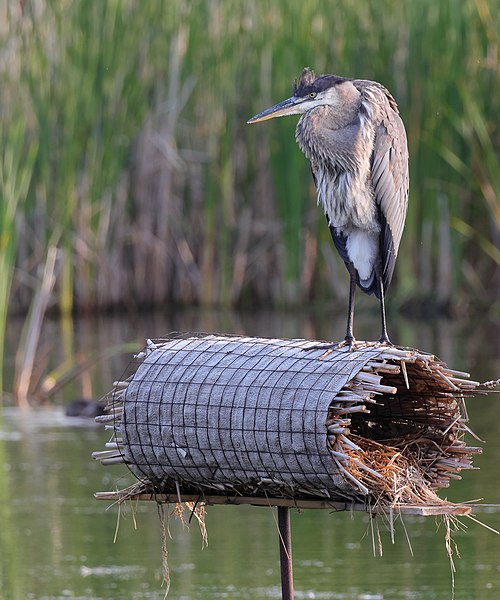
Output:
[340, 335, 356, 351]
[305, 336, 357, 359]
[325, 338, 355, 358]
[377, 334, 393, 345]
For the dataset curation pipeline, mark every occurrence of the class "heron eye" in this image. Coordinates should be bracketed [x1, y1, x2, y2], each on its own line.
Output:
[309, 92, 317, 99]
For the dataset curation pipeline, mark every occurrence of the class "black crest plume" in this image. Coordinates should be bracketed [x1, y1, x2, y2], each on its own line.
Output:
[293, 67, 317, 96]
[293, 67, 352, 97]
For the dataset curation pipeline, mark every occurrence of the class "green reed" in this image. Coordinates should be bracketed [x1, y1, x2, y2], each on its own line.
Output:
[1, 0, 499, 394]
[0, 118, 38, 396]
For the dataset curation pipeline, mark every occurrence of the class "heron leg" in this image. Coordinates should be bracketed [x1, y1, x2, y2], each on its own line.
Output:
[377, 273, 392, 345]
[344, 262, 356, 347]
[302, 263, 357, 355]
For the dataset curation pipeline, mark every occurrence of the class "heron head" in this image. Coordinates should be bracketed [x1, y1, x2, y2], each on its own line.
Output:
[247, 67, 354, 124]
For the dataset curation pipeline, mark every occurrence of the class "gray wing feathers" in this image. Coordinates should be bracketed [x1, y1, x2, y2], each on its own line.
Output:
[370, 103, 409, 290]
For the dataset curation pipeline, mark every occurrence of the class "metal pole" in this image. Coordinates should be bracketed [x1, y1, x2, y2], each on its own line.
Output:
[277, 506, 294, 600]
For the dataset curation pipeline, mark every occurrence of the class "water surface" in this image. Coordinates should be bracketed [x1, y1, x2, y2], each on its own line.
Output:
[1, 309, 499, 599]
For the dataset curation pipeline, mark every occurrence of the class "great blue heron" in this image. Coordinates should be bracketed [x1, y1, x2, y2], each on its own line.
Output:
[247, 67, 409, 346]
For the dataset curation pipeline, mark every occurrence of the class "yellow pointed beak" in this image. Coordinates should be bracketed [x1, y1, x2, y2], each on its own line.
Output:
[247, 97, 302, 124]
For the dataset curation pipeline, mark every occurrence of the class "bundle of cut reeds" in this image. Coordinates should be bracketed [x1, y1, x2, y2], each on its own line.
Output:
[324, 348, 481, 504]
[93, 334, 482, 512]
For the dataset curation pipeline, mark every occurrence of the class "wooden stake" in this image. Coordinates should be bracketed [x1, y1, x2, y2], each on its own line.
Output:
[278, 506, 294, 600]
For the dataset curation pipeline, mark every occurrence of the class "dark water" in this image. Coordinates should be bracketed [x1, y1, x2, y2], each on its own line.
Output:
[1, 308, 500, 599]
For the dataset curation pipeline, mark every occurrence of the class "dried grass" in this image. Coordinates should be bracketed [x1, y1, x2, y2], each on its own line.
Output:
[326, 348, 481, 507]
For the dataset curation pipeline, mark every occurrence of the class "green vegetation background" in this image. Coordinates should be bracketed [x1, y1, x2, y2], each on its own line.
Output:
[1, 0, 499, 392]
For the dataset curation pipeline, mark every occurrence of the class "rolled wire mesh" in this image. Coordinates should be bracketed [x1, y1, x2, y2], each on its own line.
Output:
[94, 334, 481, 507]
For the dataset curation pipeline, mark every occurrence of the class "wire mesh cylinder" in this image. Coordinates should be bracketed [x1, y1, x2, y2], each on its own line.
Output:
[121, 336, 383, 499]
[94, 334, 480, 506]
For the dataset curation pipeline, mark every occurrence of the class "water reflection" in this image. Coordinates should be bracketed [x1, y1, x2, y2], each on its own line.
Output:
[5, 306, 499, 398]
[1, 308, 500, 599]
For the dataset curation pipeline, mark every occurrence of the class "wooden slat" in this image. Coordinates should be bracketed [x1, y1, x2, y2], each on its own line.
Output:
[94, 491, 472, 516]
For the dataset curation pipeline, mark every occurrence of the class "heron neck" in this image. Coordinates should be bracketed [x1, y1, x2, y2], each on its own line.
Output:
[301, 102, 360, 132]
[295, 102, 362, 166]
